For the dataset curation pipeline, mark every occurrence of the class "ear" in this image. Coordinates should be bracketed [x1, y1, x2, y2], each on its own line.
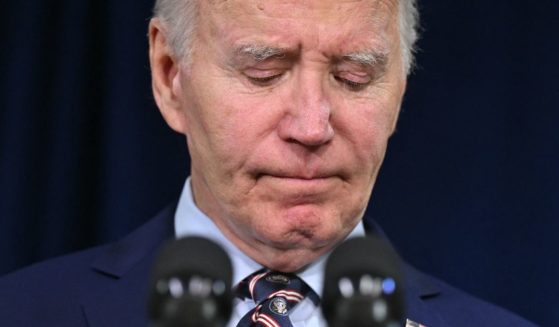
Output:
[149, 18, 188, 134]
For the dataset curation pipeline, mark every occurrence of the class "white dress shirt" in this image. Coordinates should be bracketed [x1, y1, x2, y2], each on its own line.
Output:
[175, 177, 365, 326]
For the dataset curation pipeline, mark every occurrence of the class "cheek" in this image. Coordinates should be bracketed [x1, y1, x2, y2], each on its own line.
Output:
[335, 97, 397, 165]
[185, 80, 285, 179]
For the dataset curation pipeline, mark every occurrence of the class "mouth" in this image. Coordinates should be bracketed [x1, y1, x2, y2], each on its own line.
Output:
[254, 166, 338, 180]
[247, 163, 349, 197]
[256, 170, 336, 180]
[256, 173, 340, 192]
[268, 174, 332, 181]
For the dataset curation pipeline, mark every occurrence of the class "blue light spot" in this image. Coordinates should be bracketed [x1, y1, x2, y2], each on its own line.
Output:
[382, 278, 396, 295]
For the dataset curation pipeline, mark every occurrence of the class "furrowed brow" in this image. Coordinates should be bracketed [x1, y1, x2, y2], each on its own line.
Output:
[234, 44, 288, 62]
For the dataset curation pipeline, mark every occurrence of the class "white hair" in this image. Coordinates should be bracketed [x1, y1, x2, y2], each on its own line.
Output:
[153, 0, 420, 74]
[153, 0, 199, 66]
[398, 0, 420, 74]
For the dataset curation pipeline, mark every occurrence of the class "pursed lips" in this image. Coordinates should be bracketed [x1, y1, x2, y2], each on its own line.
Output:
[257, 172, 340, 189]
[248, 169, 348, 205]
[256, 169, 337, 180]
[251, 164, 347, 181]
[258, 174, 341, 206]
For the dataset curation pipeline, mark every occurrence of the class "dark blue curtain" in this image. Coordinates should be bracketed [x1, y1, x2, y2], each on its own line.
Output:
[0, 0, 188, 270]
[1, 1, 557, 326]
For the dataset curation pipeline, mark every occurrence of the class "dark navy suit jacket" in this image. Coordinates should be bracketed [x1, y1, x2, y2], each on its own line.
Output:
[0, 204, 537, 326]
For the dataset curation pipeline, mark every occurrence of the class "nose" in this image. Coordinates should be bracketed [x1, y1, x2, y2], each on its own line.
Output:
[277, 73, 334, 147]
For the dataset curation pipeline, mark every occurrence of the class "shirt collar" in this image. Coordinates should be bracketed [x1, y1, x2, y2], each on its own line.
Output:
[175, 177, 365, 296]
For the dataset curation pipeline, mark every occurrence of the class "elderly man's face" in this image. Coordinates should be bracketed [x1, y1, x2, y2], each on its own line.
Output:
[151, 0, 405, 271]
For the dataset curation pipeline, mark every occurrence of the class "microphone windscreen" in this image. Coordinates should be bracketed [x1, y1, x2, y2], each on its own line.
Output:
[151, 236, 232, 283]
[322, 236, 405, 327]
[148, 236, 233, 327]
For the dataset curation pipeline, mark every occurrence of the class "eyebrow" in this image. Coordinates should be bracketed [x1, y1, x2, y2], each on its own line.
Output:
[232, 43, 389, 70]
[341, 50, 389, 69]
[234, 44, 288, 62]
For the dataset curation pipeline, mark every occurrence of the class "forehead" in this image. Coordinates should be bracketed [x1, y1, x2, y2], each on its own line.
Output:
[198, 0, 400, 54]
[205, 0, 398, 18]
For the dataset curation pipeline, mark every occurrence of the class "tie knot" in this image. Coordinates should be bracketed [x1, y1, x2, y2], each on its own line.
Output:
[236, 268, 319, 307]
[235, 269, 319, 326]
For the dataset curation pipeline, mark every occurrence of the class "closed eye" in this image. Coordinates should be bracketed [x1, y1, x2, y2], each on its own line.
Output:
[334, 75, 370, 91]
[246, 73, 283, 86]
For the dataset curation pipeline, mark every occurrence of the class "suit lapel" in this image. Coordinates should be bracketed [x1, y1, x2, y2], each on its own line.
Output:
[402, 263, 446, 326]
[82, 204, 176, 326]
[363, 214, 445, 326]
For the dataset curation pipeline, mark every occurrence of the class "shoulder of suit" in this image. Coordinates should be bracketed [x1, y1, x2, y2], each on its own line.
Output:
[0, 203, 176, 325]
[404, 264, 539, 326]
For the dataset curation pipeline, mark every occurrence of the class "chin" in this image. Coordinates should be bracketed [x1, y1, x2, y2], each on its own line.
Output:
[260, 218, 337, 250]
[260, 248, 325, 273]
[253, 227, 341, 272]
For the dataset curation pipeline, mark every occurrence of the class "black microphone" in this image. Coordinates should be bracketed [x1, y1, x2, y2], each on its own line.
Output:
[147, 236, 233, 327]
[322, 236, 405, 327]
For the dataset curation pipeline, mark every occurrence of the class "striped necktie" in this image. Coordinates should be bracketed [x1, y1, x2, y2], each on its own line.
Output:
[235, 268, 319, 327]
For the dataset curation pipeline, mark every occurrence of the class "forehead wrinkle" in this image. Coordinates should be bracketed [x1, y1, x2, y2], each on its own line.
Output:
[307, 1, 396, 61]
[204, 0, 399, 67]
[208, 0, 396, 26]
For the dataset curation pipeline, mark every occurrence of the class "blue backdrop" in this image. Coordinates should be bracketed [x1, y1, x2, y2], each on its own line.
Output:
[1, 1, 557, 325]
